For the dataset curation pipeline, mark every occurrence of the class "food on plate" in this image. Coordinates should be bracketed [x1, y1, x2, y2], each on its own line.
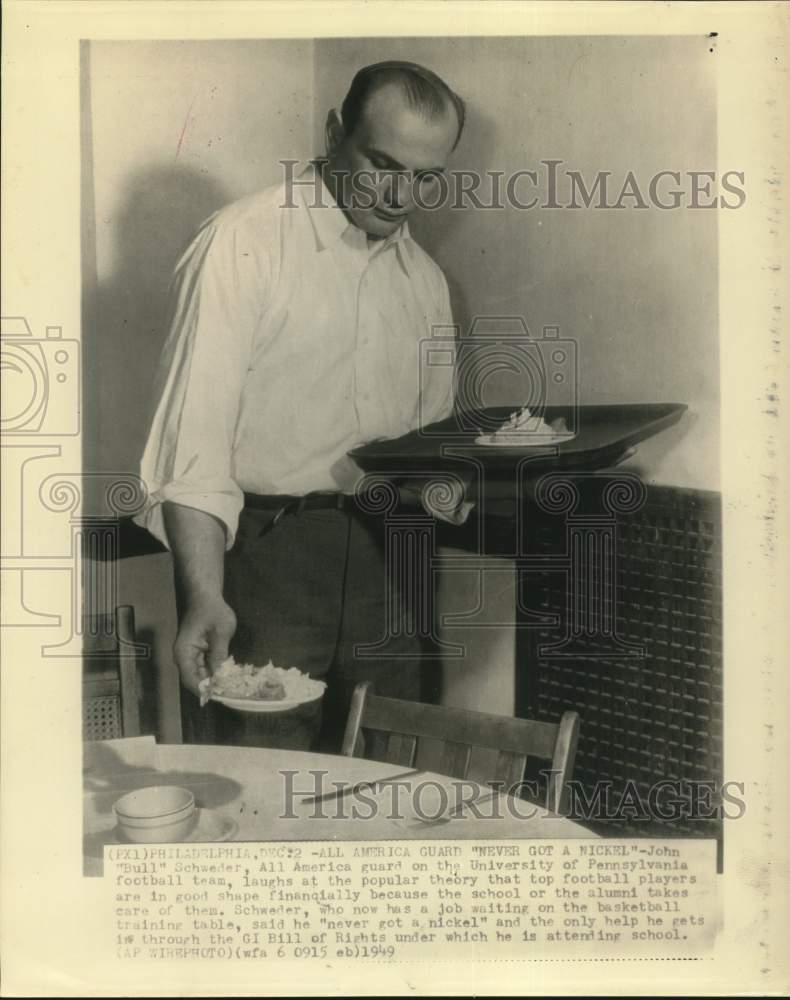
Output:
[198, 657, 324, 707]
[475, 405, 571, 446]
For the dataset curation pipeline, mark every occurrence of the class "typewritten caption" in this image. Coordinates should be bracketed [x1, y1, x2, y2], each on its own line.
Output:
[108, 839, 717, 961]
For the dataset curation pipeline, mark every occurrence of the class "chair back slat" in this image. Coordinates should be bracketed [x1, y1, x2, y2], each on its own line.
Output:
[495, 749, 528, 789]
[342, 683, 580, 816]
[413, 735, 445, 774]
[440, 740, 472, 779]
[549, 712, 581, 814]
[466, 746, 502, 786]
[362, 694, 558, 757]
[385, 731, 417, 767]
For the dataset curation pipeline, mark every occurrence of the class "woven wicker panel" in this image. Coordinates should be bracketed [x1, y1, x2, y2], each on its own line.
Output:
[83, 694, 123, 741]
[518, 484, 722, 845]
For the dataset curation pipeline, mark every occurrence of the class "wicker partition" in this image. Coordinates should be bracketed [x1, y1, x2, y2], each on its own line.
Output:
[517, 485, 723, 848]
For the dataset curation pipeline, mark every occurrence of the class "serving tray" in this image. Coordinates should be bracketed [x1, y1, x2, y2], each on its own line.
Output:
[349, 403, 687, 475]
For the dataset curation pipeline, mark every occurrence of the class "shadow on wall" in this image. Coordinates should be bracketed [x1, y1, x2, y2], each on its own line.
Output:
[408, 104, 497, 337]
[84, 166, 232, 742]
[88, 165, 231, 478]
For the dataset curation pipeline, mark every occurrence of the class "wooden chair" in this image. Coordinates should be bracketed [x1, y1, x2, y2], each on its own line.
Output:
[82, 605, 142, 739]
[341, 682, 580, 815]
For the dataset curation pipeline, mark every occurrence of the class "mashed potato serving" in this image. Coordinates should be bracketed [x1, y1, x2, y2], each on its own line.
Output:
[475, 405, 572, 446]
[199, 657, 326, 707]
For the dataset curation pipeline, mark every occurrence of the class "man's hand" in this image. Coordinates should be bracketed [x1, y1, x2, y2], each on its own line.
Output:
[396, 474, 475, 525]
[173, 595, 237, 696]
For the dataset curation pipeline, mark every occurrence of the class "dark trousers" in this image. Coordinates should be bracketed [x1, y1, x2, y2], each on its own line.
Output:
[180, 504, 433, 752]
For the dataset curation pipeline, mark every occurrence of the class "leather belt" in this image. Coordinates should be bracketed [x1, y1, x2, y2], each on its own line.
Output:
[243, 491, 350, 512]
[243, 491, 351, 537]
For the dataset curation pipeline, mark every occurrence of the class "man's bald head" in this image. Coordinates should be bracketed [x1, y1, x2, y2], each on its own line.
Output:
[341, 61, 465, 151]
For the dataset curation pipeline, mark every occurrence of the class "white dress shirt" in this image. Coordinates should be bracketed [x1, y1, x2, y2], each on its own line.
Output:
[136, 163, 456, 550]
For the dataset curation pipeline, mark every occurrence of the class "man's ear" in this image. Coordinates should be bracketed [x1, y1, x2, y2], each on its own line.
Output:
[325, 109, 345, 155]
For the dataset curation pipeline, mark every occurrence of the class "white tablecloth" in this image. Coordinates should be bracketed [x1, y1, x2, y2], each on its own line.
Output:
[83, 738, 593, 875]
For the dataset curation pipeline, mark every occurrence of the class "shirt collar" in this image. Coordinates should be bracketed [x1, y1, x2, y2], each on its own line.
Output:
[298, 160, 412, 257]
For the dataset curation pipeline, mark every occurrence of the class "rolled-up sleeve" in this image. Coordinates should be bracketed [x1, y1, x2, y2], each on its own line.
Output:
[135, 212, 265, 550]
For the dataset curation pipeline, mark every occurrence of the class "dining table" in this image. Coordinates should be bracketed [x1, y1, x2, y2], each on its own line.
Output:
[84, 736, 594, 876]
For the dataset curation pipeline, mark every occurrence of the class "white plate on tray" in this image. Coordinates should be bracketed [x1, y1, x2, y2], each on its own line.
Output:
[474, 431, 577, 447]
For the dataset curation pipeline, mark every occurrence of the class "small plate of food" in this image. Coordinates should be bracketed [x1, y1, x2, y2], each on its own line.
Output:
[199, 657, 326, 713]
[474, 405, 577, 447]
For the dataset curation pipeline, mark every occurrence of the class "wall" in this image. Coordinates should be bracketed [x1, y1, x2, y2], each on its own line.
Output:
[82, 40, 315, 739]
[84, 38, 315, 478]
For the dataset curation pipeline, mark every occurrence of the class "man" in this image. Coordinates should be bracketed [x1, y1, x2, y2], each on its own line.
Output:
[137, 61, 467, 750]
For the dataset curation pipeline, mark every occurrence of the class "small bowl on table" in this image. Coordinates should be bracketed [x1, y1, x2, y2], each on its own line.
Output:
[114, 785, 196, 843]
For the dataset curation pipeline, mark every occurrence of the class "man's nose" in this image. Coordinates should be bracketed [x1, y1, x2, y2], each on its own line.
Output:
[383, 171, 413, 210]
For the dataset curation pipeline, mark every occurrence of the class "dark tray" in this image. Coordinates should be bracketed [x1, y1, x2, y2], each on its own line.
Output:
[349, 403, 687, 475]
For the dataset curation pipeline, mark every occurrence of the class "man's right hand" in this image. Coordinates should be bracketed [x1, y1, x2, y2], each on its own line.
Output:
[173, 595, 237, 697]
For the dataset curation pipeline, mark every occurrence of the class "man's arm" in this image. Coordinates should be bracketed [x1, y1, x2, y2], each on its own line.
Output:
[163, 502, 237, 696]
[136, 211, 267, 693]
